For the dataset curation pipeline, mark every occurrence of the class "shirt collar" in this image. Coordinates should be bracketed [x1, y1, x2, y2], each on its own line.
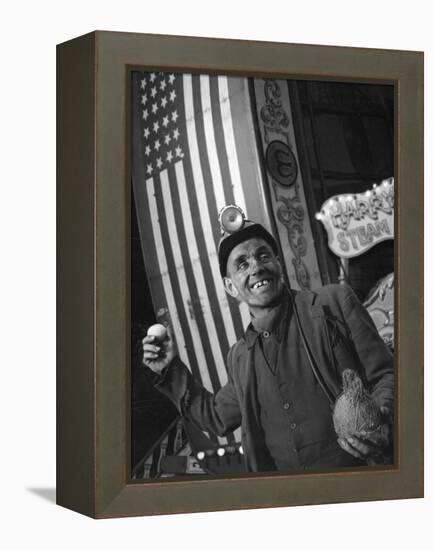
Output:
[243, 289, 291, 349]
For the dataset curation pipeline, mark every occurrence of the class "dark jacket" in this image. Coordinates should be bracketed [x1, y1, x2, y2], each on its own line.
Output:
[156, 284, 394, 472]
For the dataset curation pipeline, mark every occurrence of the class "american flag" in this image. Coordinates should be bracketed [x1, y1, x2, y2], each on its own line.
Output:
[131, 70, 271, 444]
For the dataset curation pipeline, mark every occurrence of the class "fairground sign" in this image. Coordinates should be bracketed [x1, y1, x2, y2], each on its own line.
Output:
[315, 178, 394, 259]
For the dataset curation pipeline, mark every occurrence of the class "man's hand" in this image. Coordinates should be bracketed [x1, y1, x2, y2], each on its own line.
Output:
[142, 324, 177, 375]
[337, 407, 392, 463]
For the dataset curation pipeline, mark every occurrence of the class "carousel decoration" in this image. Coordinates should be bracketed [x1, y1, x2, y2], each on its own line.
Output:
[315, 178, 394, 349]
[315, 178, 394, 260]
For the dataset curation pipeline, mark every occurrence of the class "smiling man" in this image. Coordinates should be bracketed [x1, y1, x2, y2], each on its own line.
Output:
[223, 238, 282, 313]
[142, 207, 394, 473]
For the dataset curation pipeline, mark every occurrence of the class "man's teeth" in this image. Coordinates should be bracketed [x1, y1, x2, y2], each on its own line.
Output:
[252, 280, 271, 290]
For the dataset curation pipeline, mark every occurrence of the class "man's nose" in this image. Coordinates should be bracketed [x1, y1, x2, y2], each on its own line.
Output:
[249, 257, 264, 275]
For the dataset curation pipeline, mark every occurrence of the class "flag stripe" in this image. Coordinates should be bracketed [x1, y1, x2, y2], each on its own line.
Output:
[239, 303, 251, 332]
[159, 168, 215, 390]
[189, 82, 236, 355]
[217, 77, 251, 332]
[132, 72, 209, 444]
[182, 75, 234, 386]
[218, 76, 248, 216]
[145, 178, 191, 369]
[149, 170, 205, 385]
[207, 76, 250, 332]
[199, 75, 227, 227]
[173, 160, 228, 387]
[197, 75, 245, 338]
[132, 71, 271, 446]
[146, 181, 203, 383]
[131, 73, 223, 454]
[157, 169, 215, 392]
[223, 77, 260, 332]
[209, 76, 237, 207]
[131, 75, 169, 326]
[182, 80, 232, 360]
[142, 176, 222, 443]
[190, 75, 240, 348]
[165, 162, 223, 397]
[168, 163, 228, 445]
[227, 77, 268, 226]
[131, 182, 162, 319]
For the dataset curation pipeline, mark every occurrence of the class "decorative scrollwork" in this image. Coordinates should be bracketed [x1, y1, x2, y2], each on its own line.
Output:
[276, 197, 310, 290]
[292, 257, 311, 290]
[258, 79, 313, 291]
[260, 80, 290, 143]
[276, 196, 304, 224]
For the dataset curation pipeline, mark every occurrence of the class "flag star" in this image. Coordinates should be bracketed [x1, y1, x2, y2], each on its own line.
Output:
[142, 109, 149, 120]
[140, 78, 147, 89]
[175, 146, 184, 158]
[169, 90, 177, 102]
[141, 94, 148, 105]
[145, 145, 151, 156]
[150, 72, 156, 83]
[173, 128, 180, 140]
[161, 96, 168, 108]
[156, 157, 163, 169]
[162, 115, 169, 128]
[146, 163, 153, 175]
[160, 79, 167, 91]
[152, 102, 158, 114]
[151, 86, 157, 98]
[164, 133, 171, 145]
[166, 151, 173, 163]
[169, 74, 175, 84]
[143, 127, 150, 139]
[154, 139, 161, 151]
[153, 121, 160, 133]
[171, 110, 179, 122]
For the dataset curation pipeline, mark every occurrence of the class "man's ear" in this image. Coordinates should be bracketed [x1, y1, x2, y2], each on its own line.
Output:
[223, 276, 239, 300]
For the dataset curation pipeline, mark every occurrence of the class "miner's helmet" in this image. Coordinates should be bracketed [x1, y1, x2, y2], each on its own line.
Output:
[218, 205, 279, 278]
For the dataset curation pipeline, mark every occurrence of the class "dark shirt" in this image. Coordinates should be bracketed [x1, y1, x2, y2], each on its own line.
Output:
[246, 293, 362, 471]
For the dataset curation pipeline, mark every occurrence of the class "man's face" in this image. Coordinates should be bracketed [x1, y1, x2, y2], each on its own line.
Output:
[223, 237, 283, 312]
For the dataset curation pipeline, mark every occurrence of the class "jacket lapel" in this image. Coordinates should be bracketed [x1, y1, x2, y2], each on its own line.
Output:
[293, 290, 343, 400]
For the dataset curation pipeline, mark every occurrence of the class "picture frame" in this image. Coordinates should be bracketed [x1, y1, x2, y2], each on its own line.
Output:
[57, 31, 423, 518]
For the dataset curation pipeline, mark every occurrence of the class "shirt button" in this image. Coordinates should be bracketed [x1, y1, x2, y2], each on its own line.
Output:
[262, 331, 270, 338]
[290, 422, 297, 430]
[283, 402, 291, 410]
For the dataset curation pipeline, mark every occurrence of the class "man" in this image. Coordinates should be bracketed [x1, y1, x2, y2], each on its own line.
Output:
[142, 208, 394, 473]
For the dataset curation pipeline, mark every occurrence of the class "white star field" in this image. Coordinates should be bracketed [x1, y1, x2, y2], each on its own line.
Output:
[140, 72, 184, 176]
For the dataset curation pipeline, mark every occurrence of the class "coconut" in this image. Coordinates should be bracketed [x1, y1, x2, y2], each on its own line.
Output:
[333, 369, 383, 439]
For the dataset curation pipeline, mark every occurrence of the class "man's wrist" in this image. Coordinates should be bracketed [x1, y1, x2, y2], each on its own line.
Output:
[153, 355, 180, 385]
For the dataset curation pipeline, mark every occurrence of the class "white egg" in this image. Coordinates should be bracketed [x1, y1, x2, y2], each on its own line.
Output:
[147, 323, 167, 341]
